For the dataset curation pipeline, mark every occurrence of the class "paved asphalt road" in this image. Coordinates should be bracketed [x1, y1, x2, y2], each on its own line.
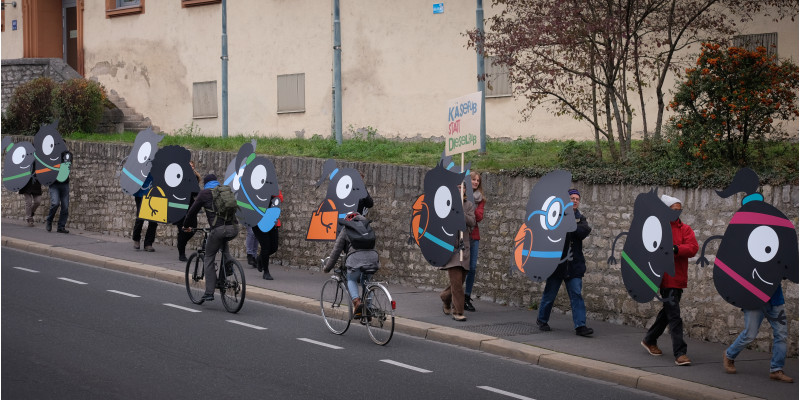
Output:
[1, 248, 669, 400]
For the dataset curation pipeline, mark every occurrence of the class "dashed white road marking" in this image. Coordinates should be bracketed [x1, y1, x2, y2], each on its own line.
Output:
[477, 386, 536, 400]
[107, 290, 140, 298]
[58, 277, 87, 285]
[227, 320, 267, 330]
[164, 303, 202, 313]
[380, 359, 432, 373]
[297, 338, 343, 349]
[13, 267, 39, 273]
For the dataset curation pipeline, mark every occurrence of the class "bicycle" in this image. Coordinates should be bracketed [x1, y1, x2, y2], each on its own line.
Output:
[319, 257, 396, 345]
[185, 227, 246, 313]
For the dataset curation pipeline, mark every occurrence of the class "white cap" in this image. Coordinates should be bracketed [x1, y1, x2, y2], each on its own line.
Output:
[661, 194, 681, 207]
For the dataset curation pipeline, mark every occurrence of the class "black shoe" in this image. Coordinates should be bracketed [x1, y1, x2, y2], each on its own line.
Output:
[46, 221, 52, 232]
[57, 228, 70, 234]
[536, 319, 551, 332]
[575, 326, 594, 336]
[225, 265, 234, 276]
[179, 254, 188, 262]
[256, 259, 263, 272]
[262, 270, 273, 280]
[201, 294, 214, 302]
[464, 295, 476, 312]
[143, 245, 154, 252]
[247, 254, 256, 266]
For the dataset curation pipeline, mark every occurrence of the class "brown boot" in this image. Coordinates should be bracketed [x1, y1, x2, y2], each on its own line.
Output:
[353, 297, 362, 318]
[723, 352, 736, 374]
[769, 370, 794, 383]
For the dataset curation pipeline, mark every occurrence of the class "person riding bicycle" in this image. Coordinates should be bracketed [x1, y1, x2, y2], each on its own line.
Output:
[323, 212, 380, 317]
[183, 174, 239, 302]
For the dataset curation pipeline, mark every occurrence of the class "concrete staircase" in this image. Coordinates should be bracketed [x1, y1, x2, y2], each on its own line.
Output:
[104, 89, 160, 133]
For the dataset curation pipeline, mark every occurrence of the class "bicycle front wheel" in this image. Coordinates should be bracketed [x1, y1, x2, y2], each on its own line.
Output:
[320, 278, 352, 335]
[221, 259, 246, 313]
[185, 253, 205, 304]
[365, 284, 395, 345]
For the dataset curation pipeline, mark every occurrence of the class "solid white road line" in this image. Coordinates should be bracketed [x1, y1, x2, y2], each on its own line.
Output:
[58, 277, 88, 285]
[226, 320, 267, 330]
[297, 338, 343, 349]
[163, 303, 202, 313]
[477, 386, 536, 400]
[107, 290, 141, 298]
[13, 267, 39, 273]
[379, 359, 432, 373]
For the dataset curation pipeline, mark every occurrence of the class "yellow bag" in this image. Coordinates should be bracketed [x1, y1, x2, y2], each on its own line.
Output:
[138, 186, 168, 223]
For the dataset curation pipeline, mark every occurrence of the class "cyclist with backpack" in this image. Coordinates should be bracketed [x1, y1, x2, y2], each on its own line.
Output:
[183, 174, 239, 302]
[323, 212, 380, 317]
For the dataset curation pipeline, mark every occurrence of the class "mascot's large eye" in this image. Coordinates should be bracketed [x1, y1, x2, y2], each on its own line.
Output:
[137, 142, 152, 164]
[164, 163, 184, 188]
[538, 196, 562, 230]
[748, 225, 779, 263]
[42, 135, 55, 156]
[433, 185, 453, 219]
[12, 146, 27, 165]
[336, 175, 353, 200]
[641, 216, 663, 252]
[250, 164, 267, 190]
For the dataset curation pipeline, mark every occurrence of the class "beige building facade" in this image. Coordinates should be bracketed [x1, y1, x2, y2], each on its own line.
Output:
[2, 1, 798, 140]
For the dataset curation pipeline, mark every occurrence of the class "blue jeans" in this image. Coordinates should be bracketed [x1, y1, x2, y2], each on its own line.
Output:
[725, 304, 787, 372]
[538, 276, 586, 329]
[245, 227, 258, 257]
[465, 239, 479, 296]
[47, 181, 70, 230]
[346, 269, 372, 300]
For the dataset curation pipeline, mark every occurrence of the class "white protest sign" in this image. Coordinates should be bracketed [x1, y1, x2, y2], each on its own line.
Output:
[445, 91, 482, 156]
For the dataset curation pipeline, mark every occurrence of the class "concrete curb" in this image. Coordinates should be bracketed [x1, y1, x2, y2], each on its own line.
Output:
[2, 237, 758, 400]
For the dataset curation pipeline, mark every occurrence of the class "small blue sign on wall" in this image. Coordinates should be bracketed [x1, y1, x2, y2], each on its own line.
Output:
[433, 3, 444, 14]
[12, 20, 17, 31]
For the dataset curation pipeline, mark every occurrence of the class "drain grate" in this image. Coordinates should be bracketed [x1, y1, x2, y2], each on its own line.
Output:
[461, 321, 543, 337]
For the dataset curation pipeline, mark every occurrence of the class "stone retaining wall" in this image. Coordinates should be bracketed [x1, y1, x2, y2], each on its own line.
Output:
[2, 139, 797, 355]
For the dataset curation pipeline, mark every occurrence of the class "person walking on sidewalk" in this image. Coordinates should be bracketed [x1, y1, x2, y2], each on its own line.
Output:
[45, 178, 70, 234]
[176, 161, 202, 262]
[183, 174, 239, 302]
[132, 174, 158, 252]
[253, 190, 283, 280]
[19, 179, 43, 227]
[464, 171, 485, 312]
[641, 194, 698, 366]
[723, 286, 794, 382]
[536, 188, 593, 336]
[245, 227, 259, 267]
[440, 186, 476, 322]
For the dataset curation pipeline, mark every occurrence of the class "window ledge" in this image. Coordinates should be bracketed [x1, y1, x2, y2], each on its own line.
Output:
[106, 7, 144, 18]
[182, 0, 221, 7]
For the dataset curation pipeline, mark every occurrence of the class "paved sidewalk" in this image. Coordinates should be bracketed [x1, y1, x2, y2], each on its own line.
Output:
[1, 218, 796, 400]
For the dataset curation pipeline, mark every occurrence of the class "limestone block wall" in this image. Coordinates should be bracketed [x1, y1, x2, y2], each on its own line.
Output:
[2, 139, 797, 355]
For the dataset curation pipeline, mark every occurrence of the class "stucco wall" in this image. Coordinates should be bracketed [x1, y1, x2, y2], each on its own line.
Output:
[2, 139, 797, 355]
[3, 2, 797, 140]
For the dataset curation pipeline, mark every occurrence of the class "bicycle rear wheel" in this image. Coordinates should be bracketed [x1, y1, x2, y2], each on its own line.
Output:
[365, 284, 395, 345]
[221, 259, 246, 313]
[320, 278, 352, 335]
[185, 253, 205, 304]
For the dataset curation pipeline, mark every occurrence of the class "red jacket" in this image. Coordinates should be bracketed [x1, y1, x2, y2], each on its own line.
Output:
[660, 218, 699, 289]
[470, 199, 485, 240]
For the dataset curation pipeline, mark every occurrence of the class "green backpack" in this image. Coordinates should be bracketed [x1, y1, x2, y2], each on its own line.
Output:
[210, 185, 238, 225]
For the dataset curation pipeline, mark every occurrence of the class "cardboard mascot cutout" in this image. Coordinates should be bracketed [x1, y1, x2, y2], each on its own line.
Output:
[33, 122, 72, 186]
[140, 145, 197, 224]
[697, 168, 798, 318]
[119, 128, 163, 195]
[306, 159, 370, 241]
[2, 137, 36, 192]
[410, 157, 469, 267]
[510, 170, 577, 282]
[608, 189, 681, 303]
